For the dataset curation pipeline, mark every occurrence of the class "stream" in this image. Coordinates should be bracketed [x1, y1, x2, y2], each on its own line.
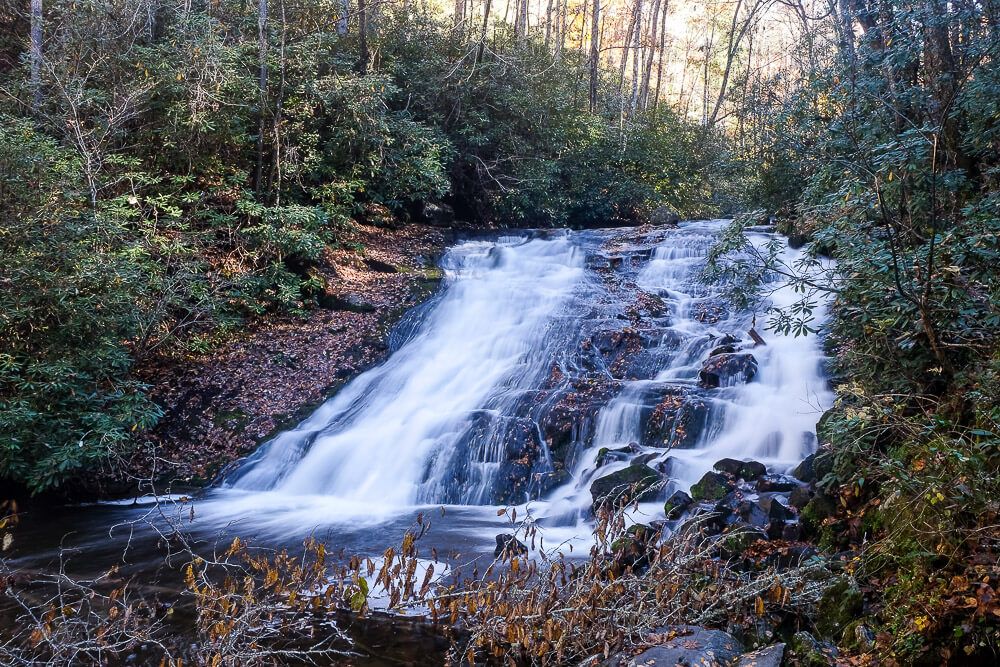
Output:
[8, 220, 833, 663]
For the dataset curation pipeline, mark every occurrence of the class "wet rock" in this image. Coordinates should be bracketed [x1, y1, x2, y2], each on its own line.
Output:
[735, 643, 785, 667]
[758, 496, 795, 522]
[789, 631, 838, 666]
[610, 524, 661, 573]
[793, 449, 834, 484]
[718, 523, 768, 558]
[800, 493, 837, 536]
[816, 578, 864, 640]
[690, 471, 735, 501]
[713, 458, 766, 482]
[420, 201, 455, 226]
[590, 464, 661, 511]
[756, 474, 800, 492]
[363, 257, 398, 273]
[788, 485, 813, 509]
[595, 446, 633, 467]
[539, 379, 620, 466]
[643, 390, 707, 449]
[630, 452, 658, 467]
[781, 522, 802, 542]
[766, 521, 786, 540]
[699, 353, 758, 388]
[494, 534, 528, 559]
[841, 621, 876, 652]
[649, 206, 681, 226]
[625, 625, 743, 667]
[323, 292, 377, 313]
[663, 490, 693, 520]
[708, 344, 737, 356]
[763, 543, 817, 569]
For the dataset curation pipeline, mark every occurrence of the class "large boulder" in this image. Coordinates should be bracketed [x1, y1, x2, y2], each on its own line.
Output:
[713, 458, 766, 482]
[590, 464, 662, 511]
[699, 353, 758, 388]
[649, 206, 681, 226]
[816, 578, 864, 640]
[663, 490, 693, 520]
[735, 643, 785, 667]
[494, 534, 527, 559]
[643, 390, 708, 449]
[625, 626, 742, 667]
[419, 201, 455, 226]
[690, 471, 735, 501]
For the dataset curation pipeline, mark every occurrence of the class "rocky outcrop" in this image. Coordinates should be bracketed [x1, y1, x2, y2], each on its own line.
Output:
[494, 534, 528, 559]
[643, 389, 708, 449]
[690, 471, 735, 501]
[590, 464, 662, 511]
[713, 458, 766, 482]
[699, 352, 758, 388]
[624, 626, 743, 667]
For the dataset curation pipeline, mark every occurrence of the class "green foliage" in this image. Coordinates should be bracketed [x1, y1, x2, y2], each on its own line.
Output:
[0, 118, 162, 492]
[0, 0, 718, 493]
[712, 1, 1000, 660]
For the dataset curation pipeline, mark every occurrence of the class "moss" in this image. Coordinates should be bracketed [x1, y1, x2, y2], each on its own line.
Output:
[816, 578, 864, 640]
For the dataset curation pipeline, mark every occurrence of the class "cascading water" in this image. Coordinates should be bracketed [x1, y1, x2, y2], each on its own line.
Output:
[223, 234, 589, 507]
[213, 220, 833, 536]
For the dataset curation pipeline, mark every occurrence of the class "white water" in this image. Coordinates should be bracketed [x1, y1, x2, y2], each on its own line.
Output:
[214, 221, 833, 542]
[226, 234, 586, 507]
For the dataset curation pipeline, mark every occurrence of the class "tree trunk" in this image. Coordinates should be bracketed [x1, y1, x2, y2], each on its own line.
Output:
[255, 0, 268, 196]
[477, 0, 493, 63]
[652, 0, 667, 109]
[707, 0, 744, 126]
[589, 0, 600, 111]
[638, 0, 662, 110]
[454, 0, 464, 27]
[357, 0, 368, 72]
[30, 0, 42, 111]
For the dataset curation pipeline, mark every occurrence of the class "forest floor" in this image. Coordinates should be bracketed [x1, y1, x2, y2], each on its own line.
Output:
[81, 223, 454, 499]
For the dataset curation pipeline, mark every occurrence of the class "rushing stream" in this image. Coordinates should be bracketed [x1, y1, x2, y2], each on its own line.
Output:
[9, 220, 833, 663]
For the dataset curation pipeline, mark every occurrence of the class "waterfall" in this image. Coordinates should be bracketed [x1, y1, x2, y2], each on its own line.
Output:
[217, 221, 832, 528]
[223, 234, 587, 506]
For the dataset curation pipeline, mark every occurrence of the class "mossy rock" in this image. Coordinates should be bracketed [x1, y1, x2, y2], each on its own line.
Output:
[718, 523, 767, 557]
[789, 631, 838, 666]
[590, 464, 661, 511]
[713, 457, 766, 481]
[690, 471, 734, 501]
[800, 492, 837, 535]
[816, 578, 864, 640]
[664, 490, 693, 520]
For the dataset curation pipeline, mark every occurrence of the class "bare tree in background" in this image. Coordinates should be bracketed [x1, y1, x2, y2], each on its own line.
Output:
[589, 0, 600, 110]
[255, 0, 268, 195]
[30, 0, 42, 111]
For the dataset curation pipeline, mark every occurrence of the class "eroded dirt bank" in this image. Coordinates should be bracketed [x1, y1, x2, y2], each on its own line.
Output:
[81, 223, 453, 499]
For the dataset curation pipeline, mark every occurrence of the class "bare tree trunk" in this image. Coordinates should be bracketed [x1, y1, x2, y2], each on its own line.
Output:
[515, 0, 528, 42]
[652, 0, 668, 109]
[589, 0, 600, 111]
[455, 0, 464, 27]
[638, 0, 662, 110]
[618, 0, 638, 104]
[357, 0, 368, 72]
[477, 0, 493, 62]
[545, 0, 553, 47]
[629, 0, 643, 115]
[707, 0, 765, 126]
[338, 0, 348, 34]
[255, 0, 268, 196]
[30, 0, 42, 111]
